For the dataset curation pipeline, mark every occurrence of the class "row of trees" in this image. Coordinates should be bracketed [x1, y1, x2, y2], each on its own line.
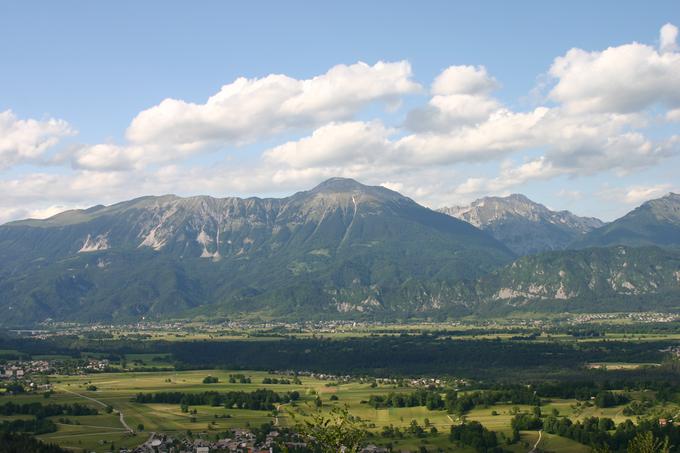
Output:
[228, 374, 251, 383]
[453, 416, 679, 453]
[367, 389, 444, 410]
[262, 377, 293, 384]
[445, 387, 540, 415]
[594, 390, 629, 408]
[532, 380, 678, 402]
[542, 416, 680, 452]
[0, 402, 98, 418]
[0, 418, 58, 435]
[134, 389, 300, 410]
[368, 386, 542, 415]
[0, 431, 68, 453]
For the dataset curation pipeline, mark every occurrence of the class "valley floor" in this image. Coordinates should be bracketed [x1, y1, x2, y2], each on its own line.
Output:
[0, 368, 675, 452]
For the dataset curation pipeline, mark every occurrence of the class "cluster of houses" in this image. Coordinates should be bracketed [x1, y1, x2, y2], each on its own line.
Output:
[44, 357, 114, 375]
[1, 365, 25, 379]
[123, 430, 262, 453]
[658, 418, 680, 427]
[83, 357, 112, 372]
[33, 319, 464, 340]
[570, 312, 680, 324]
[0, 362, 52, 393]
[121, 430, 389, 453]
[272, 370, 352, 382]
[267, 370, 467, 390]
[0, 360, 51, 379]
[0, 357, 114, 381]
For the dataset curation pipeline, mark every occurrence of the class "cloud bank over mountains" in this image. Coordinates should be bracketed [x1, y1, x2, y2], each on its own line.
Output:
[1, 24, 679, 224]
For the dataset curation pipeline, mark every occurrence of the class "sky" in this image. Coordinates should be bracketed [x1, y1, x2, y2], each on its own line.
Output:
[0, 1, 679, 223]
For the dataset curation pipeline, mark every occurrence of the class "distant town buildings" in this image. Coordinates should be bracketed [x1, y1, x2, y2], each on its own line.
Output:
[122, 430, 389, 453]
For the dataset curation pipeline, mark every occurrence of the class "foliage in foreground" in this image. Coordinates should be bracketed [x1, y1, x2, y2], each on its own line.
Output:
[626, 431, 671, 453]
[292, 406, 368, 453]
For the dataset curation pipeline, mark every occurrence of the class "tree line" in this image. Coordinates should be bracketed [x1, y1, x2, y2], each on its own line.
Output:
[367, 389, 444, 410]
[0, 418, 58, 435]
[542, 416, 680, 452]
[446, 387, 540, 415]
[134, 389, 300, 411]
[0, 431, 68, 452]
[0, 402, 98, 418]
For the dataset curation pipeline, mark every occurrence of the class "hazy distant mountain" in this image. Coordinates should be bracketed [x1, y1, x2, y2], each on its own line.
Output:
[574, 193, 680, 249]
[439, 194, 604, 255]
[0, 178, 513, 325]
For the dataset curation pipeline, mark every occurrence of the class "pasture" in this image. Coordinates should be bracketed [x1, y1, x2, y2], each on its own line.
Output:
[0, 368, 665, 452]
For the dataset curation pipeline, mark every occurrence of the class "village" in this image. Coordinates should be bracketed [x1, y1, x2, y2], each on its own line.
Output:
[0, 357, 112, 382]
[121, 429, 390, 453]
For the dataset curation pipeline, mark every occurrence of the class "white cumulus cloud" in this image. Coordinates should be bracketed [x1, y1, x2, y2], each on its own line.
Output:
[3, 25, 680, 224]
[431, 65, 499, 95]
[0, 110, 74, 170]
[72, 143, 145, 171]
[264, 121, 395, 169]
[598, 183, 677, 205]
[453, 157, 560, 197]
[125, 61, 420, 150]
[407, 65, 501, 132]
[660, 23, 679, 53]
[548, 23, 680, 113]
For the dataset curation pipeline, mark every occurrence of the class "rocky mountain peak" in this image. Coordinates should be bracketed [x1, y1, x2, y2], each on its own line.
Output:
[308, 178, 402, 199]
[0, 178, 514, 324]
[439, 194, 604, 255]
[293, 178, 406, 211]
[575, 192, 680, 249]
[643, 192, 680, 224]
[311, 177, 367, 192]
[441, 194, 602, 230]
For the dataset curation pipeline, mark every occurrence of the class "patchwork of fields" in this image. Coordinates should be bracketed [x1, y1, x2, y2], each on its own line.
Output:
[1, 366, 673, 452]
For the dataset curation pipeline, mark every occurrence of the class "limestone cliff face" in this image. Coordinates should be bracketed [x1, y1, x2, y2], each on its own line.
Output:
[477, 246, 680, 307]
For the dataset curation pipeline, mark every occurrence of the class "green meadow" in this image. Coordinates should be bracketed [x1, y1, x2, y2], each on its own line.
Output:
[0, 368, 670, 452]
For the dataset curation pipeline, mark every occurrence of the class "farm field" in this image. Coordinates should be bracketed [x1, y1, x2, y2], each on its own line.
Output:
[0, 368, 668, 452]
[2, 317, 679, 452]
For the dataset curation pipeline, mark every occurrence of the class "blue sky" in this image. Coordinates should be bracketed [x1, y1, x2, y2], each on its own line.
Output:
[0, 1, 679, 222]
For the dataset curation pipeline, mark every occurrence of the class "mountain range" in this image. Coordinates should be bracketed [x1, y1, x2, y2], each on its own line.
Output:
[0, 178, 512, 324]
[0, 178, 678, 325]
[476, 245, 680, 313]
[572, 193, 680, 249]
[439, 194, 604, 255]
